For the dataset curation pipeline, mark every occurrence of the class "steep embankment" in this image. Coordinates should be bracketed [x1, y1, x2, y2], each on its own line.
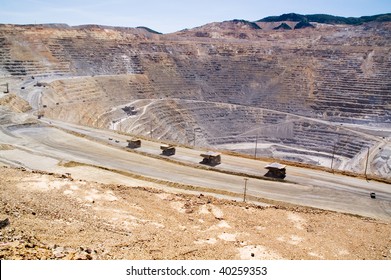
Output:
[0, 21, 390, 178]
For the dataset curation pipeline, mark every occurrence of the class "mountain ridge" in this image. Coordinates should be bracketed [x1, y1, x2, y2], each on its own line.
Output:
[258, 13, 391, 25]
[2, 13, 390, 34]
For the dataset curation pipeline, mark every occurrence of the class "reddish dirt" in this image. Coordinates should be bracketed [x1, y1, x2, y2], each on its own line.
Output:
[1, 166, 390, 260]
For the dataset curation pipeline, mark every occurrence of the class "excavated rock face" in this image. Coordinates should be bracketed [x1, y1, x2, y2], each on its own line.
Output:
[0, 94, 31, 113]
[0, 22, 390, 177]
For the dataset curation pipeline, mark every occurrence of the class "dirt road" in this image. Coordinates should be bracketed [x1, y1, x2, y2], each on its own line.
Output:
[0, 119, 390, 221]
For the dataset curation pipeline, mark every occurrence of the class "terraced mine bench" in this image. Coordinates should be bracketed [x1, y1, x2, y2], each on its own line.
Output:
[2, 23, 390, 179]
[200, 151, 221, 166]
[160, 144, 176, 156]
[127, 139, 141, 149]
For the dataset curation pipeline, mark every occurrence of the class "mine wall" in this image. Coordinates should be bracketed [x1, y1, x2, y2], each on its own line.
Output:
[0, 23, 390, 178]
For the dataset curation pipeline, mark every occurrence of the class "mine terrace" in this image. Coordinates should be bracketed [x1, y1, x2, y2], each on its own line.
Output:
[0, 14, 391, 260]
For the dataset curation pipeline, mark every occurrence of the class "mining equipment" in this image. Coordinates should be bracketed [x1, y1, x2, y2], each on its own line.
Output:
[160, 144, 176, 156]
[122, 106, 138, 116]
[37, 109, 44, 119]
[264, 162, 286, 179]
[200, 151, 221, 166]
[370, 192, 376, 199]
[127, 139, 141, 149]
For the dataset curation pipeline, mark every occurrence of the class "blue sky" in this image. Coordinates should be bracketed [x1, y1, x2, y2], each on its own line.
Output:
[0, 0, 390, 33]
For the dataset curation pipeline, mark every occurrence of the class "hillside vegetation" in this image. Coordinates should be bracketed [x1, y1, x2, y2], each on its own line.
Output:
[258, 13, 391, 25]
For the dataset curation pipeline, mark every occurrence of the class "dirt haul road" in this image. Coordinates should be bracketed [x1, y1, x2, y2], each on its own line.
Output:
[0, 119, 390, 221]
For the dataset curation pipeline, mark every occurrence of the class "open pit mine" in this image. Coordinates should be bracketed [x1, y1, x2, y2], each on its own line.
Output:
[1, 16, 391, 260]
[1, 19, 390, 178]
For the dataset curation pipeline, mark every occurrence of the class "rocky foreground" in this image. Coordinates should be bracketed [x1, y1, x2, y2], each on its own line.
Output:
[1, 166, 390, 260]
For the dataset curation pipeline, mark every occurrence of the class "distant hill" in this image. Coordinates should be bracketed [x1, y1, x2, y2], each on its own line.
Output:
[273, 23, 292, 30]
[192, 19, 262, 31]
[294, 21, 315, 29]
[229, 19, 261, 30]
[136, 26, 162, 34]
[258, 13, 391, 25]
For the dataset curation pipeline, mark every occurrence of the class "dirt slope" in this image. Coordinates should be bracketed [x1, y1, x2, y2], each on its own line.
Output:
[1, 166, 390, 260]
[0, 94, 31, 113]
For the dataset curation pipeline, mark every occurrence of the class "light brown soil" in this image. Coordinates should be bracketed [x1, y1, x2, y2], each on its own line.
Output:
[0, 166, 390, 260]
[0, 94, 32, 113]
